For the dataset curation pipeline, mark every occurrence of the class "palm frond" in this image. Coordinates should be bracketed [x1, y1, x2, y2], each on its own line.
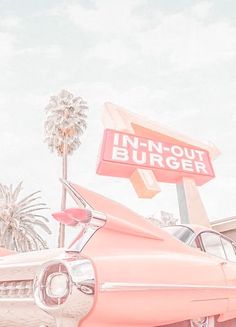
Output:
[12, 182, 23, 202]
[19, 207, 50, 215]
[0, 182, 51, 252]
[22, 214, 49, 223]
[17, 191, 41, 205]
[23, 219, 52, 234]
[16, 203, 48, 213]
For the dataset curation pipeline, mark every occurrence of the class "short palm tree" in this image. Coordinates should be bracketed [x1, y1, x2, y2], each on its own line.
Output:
[44, 89, 88, 247]
[148, 210, 177, 227]
[0, 182, 51, 252]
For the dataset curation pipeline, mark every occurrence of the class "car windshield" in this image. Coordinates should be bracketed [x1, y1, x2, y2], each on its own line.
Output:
[163, 226, 195, 244]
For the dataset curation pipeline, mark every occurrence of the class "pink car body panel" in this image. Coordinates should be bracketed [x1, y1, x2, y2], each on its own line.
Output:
[66, 184, 234, 326]
[0, 183, 236, 326]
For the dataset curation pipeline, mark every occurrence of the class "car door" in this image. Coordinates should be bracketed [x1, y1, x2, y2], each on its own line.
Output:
[199, 231, 236, 314]
[219, 237, 236, 312]
[197, 232, 229, 307]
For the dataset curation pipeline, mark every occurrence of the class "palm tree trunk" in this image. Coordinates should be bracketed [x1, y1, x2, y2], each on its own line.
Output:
[58, 141, 67, 247]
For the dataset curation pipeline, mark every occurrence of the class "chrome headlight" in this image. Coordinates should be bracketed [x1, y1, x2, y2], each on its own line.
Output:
[46, 272, 70, 298]
[35, 261, 71, 307]
[34, 256, 95, 322]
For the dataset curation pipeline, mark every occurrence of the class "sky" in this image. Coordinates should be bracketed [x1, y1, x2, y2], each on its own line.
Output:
[0, 0, 236, 247]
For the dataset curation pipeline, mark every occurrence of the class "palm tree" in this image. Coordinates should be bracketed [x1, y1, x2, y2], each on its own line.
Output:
[147, 210, 177, 227]
[0, 182, 51, 252]
[44, 89, 88, 247]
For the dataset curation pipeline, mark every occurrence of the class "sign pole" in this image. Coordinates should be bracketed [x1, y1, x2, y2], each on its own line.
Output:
[176, 177, 211, 227]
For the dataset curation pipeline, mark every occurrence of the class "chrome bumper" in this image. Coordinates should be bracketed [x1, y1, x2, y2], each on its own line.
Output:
[0, 300, 54, 327]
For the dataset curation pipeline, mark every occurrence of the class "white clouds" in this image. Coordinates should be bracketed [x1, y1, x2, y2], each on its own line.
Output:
[0, 15, 21, 29]
[16, 45, 62, 59]
[0, 15, 21, 67]
[0, 32, 15, 65]
[56, 0, 236, 73]
[191, 1, 213, 19]
[87, 39, 138, 66]
[65, 0, 147, 37]
[170, 22, 236, 70]
[136, 13, 236, 71]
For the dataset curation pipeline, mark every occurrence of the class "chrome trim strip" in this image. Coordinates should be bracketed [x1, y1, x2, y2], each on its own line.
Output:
[0, 298, 34, 302]
[60, 179, 107, 252]
[68, 210, 106, 252]
[100, 282, 236, 292]
[0, 261, 49, 268]
[60, 178, 92, 209]
[0, 285, 32, 291]
[191, 298, 228, 302]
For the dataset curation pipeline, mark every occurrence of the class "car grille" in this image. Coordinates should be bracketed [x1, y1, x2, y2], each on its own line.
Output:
[0, 280, 34, 299]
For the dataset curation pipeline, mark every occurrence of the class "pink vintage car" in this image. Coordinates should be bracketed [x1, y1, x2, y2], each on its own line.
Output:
[0, 180, 236, 327]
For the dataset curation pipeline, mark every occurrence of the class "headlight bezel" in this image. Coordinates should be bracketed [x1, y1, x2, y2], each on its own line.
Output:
[33, 256, 96, 321]
[46, 271, 70, 299]
[34, 261, 72, 307]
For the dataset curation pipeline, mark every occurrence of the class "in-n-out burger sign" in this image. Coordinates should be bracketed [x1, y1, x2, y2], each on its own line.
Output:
[97, 129, 215, 185]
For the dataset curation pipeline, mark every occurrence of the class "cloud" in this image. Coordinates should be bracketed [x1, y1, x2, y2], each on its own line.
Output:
[0, 15, 21, 70]
[137, 13, 236, 70]
[56, 1, 236, 73]
[64, 0, 147, 37]
[191, 1, 213, 19]
[16, 45, 62, 59]
[0, 15, 21, 29]
[0, 32, 15, 64]
[86, 39, 138, 66]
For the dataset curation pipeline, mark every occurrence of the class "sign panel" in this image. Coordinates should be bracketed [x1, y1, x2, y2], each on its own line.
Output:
[97, 129, 215, 186]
